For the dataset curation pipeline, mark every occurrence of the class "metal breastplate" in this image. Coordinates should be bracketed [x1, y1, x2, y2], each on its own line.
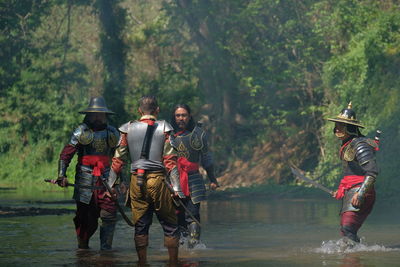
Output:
[126, 120, 167, 163]
[173, 126, 204, 163]
[343, 161, 366, 176]
[71, 124, 118, 156]
[82, 129, 116, 156]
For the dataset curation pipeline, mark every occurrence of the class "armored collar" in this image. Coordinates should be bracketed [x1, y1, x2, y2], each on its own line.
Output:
[340, 138, 356, 161]
[140, 114, 157, 121]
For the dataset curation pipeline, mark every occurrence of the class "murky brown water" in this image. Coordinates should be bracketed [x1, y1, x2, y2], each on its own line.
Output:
[1, 188, 399, 266]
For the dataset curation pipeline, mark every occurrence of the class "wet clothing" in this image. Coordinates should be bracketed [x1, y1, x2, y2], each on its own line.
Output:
[172, 126, 217, 247]
[59, 123, 119, 249]
[340, 189, 375, 242]
[336, 135, 378, 241]
[111, 115, 179, 247]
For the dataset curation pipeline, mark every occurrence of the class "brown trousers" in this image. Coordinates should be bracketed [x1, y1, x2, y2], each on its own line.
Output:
[129, 172, 177, 226]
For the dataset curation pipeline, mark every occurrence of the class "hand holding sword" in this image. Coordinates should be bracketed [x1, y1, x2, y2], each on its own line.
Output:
[163, 177, 202, 227]
[44, 178, 72, 187]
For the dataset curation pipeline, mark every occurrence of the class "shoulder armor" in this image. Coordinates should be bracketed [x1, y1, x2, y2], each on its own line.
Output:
[118, 121, 131, 134]
[342, 137, 376, 163]
[190, 126, 205, 150]
[107, 125, 120, 148]
[71, 123, 93, 146]
[354, 138, 376, 165]
[156, 120, 174, 133]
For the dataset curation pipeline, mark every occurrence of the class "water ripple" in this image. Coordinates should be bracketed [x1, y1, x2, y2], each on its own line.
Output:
[313, 238, 400, 254]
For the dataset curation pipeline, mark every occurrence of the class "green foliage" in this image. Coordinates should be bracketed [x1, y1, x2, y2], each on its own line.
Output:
[1, 0, 399, 198]
[0, 2, 93, 183]
[314, 4, 400, 195]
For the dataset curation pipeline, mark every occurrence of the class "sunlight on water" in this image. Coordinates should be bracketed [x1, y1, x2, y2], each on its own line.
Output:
[313, 237, 400, 254]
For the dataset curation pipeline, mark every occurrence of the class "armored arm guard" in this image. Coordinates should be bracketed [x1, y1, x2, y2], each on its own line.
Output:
[58, 126, 82, 179]
[58, 160, 68, 178]
[199, 129, 218, 185]
[107, 169, 118, 188]
[204, 165, 218, 185]
[357, 175, 376, 202]
[169, 167, 185, 198]
[355, 139, 378, 201]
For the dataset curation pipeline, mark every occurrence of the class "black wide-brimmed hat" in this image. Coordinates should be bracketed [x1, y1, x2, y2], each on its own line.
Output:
[79, 96, 115, 114]
[326, 102, 364, 128]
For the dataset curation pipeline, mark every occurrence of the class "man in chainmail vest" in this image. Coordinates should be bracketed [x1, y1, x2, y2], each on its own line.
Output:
[327, 102, 379, 243]
[56, 96, 119, 250]
[170, 104, 219, 248]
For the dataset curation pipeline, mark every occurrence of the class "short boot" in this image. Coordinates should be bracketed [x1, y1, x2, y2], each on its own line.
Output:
[188, 222, 201, 249]
[164, 236, 179, 266]
[77, 237, 89, 249]
[135, 235, 149, 265]
[100, 221, 116, 250]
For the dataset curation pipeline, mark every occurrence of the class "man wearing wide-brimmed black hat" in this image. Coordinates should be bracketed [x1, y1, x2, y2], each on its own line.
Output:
[56, 96, 120, 250]
[327, 102, 379, 243]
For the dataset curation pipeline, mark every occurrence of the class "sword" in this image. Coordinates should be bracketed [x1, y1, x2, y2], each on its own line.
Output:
[44, 179, 104, 190]
[98, 177, 135, 227]
[163, 178, 202, 227]
[289, 165, 333, 195]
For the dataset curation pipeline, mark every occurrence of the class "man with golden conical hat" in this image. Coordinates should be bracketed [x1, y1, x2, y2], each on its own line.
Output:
[327, 102, 379, 243]
[56, 96, 120, 250]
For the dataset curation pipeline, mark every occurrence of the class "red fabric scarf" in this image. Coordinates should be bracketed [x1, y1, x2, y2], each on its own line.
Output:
[335, 175, 365, 199]
[177, 157, 199, 196]
[80, 155, 110, 176]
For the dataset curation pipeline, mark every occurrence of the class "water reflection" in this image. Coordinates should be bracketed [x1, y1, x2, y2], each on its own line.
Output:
[1, 194, 400, 266]
[340, 255, 362, 267]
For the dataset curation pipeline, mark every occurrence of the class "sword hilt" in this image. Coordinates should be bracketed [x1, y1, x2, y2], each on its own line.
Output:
[374, 129, 382, 151]
[374, 129, 381, 141]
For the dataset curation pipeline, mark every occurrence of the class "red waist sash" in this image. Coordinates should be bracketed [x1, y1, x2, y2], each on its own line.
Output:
[177, 157, 199, 196]
[80, 155, 110, 176]
[336, 175, 365, 199]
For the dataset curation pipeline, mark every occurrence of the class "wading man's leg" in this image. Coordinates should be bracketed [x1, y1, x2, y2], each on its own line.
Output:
[73, 199, 100, 249]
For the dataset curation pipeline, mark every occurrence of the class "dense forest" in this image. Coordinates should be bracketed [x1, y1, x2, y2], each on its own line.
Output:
[1, 0, 399, 197]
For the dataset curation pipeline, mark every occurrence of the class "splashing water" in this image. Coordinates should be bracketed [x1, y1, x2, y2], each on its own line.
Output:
[179, 236, 208, 251]
[313, 237, 400, 254]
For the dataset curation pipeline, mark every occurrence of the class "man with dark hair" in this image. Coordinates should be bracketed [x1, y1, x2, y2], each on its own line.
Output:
[110, 96, 181, 265]
[327, 102, 379, 243]
[56, 96, 119, 250]
[170, 104, 218, 248]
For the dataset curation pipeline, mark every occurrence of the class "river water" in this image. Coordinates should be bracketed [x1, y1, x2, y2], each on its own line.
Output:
[1, 189, 399, 266]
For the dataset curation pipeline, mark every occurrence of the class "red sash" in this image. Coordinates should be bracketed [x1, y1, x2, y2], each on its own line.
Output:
[335, 175, 365, 199]
[80, 155, 116, 212]
[177, 157, 199, 196]
[80, 155, 110, 176]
